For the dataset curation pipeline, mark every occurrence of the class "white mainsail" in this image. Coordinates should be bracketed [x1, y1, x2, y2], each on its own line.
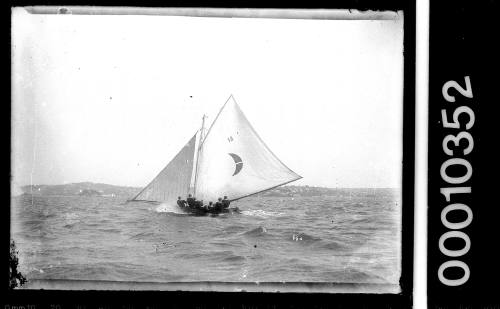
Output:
[194, 95, 302, 202]
[133, 95, 301, 203]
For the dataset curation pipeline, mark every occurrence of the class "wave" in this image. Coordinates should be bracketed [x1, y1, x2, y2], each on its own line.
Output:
[319, 241, 344, 250]
[312, 268, 378, 283]
[222, 254, 247, 263]
[154, 203, 186, 214]
[21, 219, 45, 230]
[222, 225, 246, 234]
[242, 226, 268, 237]
[241, 209, 284, 218]
[153, 241, 178, 252]
[290, 232, 322, 244]
[350, 218, 374, 226]
[129, 231, 156, 240]
[99, 228, 121, 234]
[62, 213, 80, 228]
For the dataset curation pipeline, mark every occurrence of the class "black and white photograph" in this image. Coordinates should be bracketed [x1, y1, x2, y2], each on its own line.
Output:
[10, 7, 406, 294]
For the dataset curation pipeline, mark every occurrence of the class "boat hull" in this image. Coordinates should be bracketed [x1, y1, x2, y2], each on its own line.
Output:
[179, 206, 240, 216]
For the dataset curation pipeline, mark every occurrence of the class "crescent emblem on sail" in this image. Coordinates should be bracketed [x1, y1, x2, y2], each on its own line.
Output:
[228, 153, 243, 176]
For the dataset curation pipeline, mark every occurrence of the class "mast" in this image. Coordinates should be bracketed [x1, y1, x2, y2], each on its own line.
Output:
[193, 114, 207, 196]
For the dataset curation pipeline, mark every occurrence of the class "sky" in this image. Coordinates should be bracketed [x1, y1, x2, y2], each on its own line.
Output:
[12, 8, 404, 189]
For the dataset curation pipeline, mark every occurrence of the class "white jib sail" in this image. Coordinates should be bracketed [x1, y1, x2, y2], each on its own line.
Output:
[132, 133, 197, 202]
[195, 96, 302, 202]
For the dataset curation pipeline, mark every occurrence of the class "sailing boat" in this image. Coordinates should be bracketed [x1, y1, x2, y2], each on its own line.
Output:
[131, 95, 302, 213]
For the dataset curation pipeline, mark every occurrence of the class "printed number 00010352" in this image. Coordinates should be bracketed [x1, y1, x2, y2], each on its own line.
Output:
[438, 76, 474, 287]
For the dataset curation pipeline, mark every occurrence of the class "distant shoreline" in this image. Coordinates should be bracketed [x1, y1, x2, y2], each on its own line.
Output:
[15, 182, 399, 199]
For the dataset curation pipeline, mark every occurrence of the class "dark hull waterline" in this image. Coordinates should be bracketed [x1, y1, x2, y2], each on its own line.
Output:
[179, 206, 240, 216]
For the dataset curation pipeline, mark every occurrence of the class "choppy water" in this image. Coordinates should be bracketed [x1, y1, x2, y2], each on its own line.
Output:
[11, 189, 401, 286]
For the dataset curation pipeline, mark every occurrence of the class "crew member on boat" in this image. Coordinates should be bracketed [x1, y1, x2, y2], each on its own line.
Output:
[207, 201, 214, 212]
[186, 194, 196, 208]
[203, 202, 209, 212]
[214, 198, 223, 211]
[194, 199, 204, 210]
[177, 196, 187, 208]
[222, 196, 230, 209]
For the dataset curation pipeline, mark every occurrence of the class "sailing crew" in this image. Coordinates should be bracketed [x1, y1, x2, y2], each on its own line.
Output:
[203, 202, 210, 212]
[215, 197, 223, 211]
[207, 201, 214, 212]
[222, 196, 230, 209]
[194, 199, 204, 210]
[177, 196, 187, 208]
[131, 97, 302, 207]
[186, 194, 196, 208]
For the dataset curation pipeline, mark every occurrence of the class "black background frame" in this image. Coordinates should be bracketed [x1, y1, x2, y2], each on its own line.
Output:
[428, 0, 500, 308]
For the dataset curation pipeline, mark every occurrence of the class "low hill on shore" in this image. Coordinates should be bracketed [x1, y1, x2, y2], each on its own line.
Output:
[19, 182, 141, 198]
[18, 182, 396, 199]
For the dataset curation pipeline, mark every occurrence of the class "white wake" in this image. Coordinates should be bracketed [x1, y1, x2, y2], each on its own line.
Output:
[154, 202, 186, 214]
[241, 209, 285, 218]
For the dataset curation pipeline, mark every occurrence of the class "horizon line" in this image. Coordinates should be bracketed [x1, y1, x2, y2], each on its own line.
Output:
[15, 181, 401, 190]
